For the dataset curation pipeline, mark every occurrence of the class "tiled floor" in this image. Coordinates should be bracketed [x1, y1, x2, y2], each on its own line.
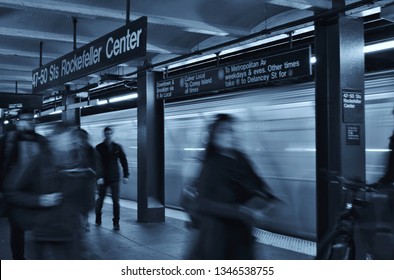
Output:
[0, 199, 314, 260]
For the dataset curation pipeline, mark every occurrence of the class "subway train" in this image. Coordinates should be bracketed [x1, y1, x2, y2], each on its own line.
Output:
[36, 70, 394, 241]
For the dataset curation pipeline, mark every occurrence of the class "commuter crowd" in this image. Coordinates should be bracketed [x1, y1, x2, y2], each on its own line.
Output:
[0, 110, 129, 259]
[1, 109, 393, 260]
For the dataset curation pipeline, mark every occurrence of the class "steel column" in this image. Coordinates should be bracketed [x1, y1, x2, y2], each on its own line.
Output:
[137, 70, 165, 222]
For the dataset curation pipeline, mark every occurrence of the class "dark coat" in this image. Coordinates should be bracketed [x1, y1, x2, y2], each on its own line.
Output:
[0, 131, 47, 217]
[190, 150, 274, 260]
[3, 143, 96, 241]
[379, 131, 394, 185]
[96, 141, 129, 183]
[0, 131, 47, 191]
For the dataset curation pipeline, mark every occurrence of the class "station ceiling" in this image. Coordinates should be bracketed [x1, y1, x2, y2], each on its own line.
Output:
[0, 0, 394, 96]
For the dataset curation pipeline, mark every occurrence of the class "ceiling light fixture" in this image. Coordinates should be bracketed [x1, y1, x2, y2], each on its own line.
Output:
[185, 28, 229, 36]
[364, 40, 394, 53]
[109, 93, 138, 103]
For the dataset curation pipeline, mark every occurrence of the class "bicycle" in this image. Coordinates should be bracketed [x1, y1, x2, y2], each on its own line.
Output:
[316, 173, 394, 260]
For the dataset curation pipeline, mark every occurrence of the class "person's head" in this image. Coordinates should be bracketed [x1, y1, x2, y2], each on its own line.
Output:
[75, 128, 90, 147]
[206, 113, 237, 155]
[49, 123, 73, 150]
[103, 126, 114, 142]
[15, 109, 35, 133]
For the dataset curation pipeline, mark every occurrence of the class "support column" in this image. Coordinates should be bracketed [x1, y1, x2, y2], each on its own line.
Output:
[0, 109, 4, 136]
[61, 86, 80, 128]
[137, 70, 165, 222]
[315, 12, 365, 255]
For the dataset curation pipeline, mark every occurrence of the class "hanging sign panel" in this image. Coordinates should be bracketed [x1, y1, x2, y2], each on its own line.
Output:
[32, 16, 147, 94]
[156, 46, 311, 99]
[0, 93, 43, 109]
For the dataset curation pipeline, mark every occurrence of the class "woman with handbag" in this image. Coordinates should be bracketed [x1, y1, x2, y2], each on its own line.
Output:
[187, 113, 279, 260]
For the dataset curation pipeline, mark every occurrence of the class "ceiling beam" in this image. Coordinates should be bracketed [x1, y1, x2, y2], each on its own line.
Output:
[0, 26, 89, 44]
[0, 48, 57, 59]
[260, 0, 332, 10]
[0, 64, 35, 72]
[0, 0, 250, 37]
[252, 9, 313, 32]
[0, 27, 185, 55]
[0, 75, 32, 82]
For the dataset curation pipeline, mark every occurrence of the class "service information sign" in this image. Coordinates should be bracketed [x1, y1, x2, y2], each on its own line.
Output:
[346, 125, 361, 145]
[156, 47, 311, 99]
[32, 17, 147, 93]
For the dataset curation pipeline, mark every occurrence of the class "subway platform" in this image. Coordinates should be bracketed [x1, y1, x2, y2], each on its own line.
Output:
[0, 198, 315, 260]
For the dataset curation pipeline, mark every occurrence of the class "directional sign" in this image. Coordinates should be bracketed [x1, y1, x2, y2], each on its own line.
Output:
[156, 47, 312, 99]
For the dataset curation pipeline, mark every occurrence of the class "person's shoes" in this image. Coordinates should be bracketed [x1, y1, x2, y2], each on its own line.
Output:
[95, 216, 101, 226]
[113, 221, 120, 230]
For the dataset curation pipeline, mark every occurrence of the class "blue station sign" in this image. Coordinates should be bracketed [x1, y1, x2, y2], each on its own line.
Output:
[32, 16, 147, 93]
[156, 47, 312, 99]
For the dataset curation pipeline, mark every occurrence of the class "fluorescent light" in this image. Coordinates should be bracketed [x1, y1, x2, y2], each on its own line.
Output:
[185, 28, 228, 36]
[97, 99, 108, 105]
[293, 25, 315, 36]
[109, 93, 138, 103]
[366, 149, 391, 152]
[168, 54, 216, 69]
[183, 148, 205, 151]
[221, 34, 288, 56]
[364, 40, 394, 53]
[4, 120, 9, 124]
[360, 7, 381, 17]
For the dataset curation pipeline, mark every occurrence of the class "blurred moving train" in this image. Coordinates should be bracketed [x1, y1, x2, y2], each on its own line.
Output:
[37, 70, 394, 241]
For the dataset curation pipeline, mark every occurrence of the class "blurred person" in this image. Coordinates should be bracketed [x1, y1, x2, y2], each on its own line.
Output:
[4, 124, 96, 259]
[95, 126, 129, 230]
[186, 113, 279, 260]
[0, 109, 48, 260]
[378, 131, 394, 186]
[372, 113, 394, 259]
[74, 128, 100, 232]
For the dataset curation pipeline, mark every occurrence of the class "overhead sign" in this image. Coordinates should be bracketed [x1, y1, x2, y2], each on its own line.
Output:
[156, 47, 311, 99]
[0, 93, 43, 109]
[32, 16, 147, 93]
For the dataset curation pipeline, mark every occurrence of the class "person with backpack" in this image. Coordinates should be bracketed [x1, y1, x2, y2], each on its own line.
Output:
[3, 124, 96, 259]
[186, 114, 279, 260]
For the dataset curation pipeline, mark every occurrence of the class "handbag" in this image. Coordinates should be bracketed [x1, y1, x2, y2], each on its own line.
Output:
[179, 179, 200, 228]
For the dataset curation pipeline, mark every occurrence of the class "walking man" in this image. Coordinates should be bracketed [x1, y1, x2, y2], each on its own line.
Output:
[95, 126, 129, 230]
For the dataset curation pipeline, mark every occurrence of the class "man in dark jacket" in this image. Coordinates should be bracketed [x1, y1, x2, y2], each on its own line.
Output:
[95, 126, 129, 230]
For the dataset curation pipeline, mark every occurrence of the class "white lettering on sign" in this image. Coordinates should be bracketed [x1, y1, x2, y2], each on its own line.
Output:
[106, 28, 143, 59]
[61, 46, 103, 76]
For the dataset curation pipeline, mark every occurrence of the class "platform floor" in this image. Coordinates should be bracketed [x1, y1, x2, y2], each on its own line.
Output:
[0, 199, 315, 260]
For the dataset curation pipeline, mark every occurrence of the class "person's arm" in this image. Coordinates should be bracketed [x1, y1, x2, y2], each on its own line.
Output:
[379, 150, 394, 185]
[95, 144, 104, 185]
[235, 152, 280, 202]
[3, 157, 62, 208]
[117, 144, 129, 180]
